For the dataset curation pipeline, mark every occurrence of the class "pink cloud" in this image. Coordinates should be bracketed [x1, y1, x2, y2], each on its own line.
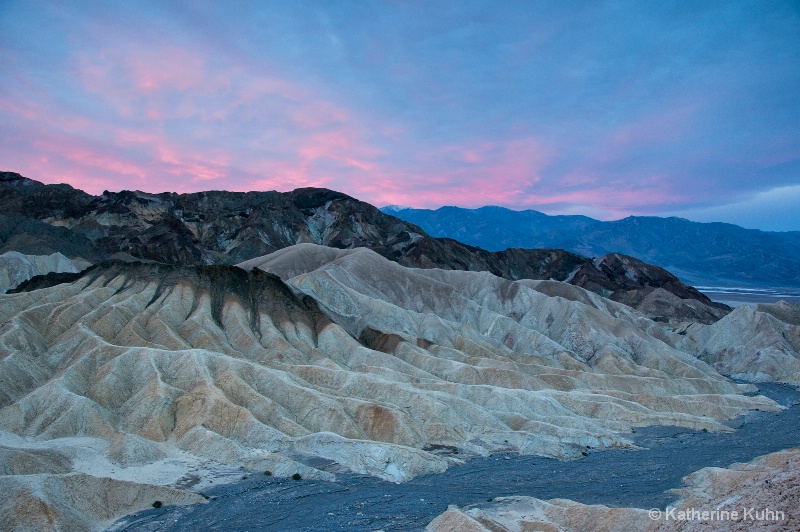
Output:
[605, 99, 704, 156]
[0, 38, 398, 196]
[132, 51, 205, 92]
[0, 35, 721, 219]
[0, 97, 46, 121]
[341, 136, 551, 209]
[297, 129, 383, 172]
[75, 45, 206, 95]
[2, 134, 148, 194]
[154, 145, 231, 183]
[523, 178, 695, 219]
[6, 36, 591, 211]
[461, 150, 482, 164]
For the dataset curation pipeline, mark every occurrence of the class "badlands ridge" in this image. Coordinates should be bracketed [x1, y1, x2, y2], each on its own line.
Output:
[1, 243, 799, 530]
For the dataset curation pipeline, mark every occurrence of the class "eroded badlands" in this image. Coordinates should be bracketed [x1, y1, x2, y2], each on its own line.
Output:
[1, 244, 797, 530]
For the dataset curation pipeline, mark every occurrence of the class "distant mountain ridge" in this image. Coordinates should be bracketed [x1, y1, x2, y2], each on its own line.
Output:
[382, 205, 800, 287]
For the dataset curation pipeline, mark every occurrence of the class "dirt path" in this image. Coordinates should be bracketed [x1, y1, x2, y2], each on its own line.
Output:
[108, 383, 800, 532]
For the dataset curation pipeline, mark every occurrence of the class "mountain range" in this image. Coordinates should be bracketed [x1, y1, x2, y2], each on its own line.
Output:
[382, 205, 800, 287]
[1, 170, 800, 530]
[0, 171, 726, 323]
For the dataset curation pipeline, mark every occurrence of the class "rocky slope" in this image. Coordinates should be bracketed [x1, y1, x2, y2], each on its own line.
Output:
[0, 251, 91, 293]
[427, 447, 800, 531]
[0, 244, 785, 530]
[676, 301, 800, 384]
[386, 205, 800, 287]
[0, 171, 725, 323]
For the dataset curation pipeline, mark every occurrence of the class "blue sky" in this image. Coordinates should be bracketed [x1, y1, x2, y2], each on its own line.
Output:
[1, 0, 799, 230]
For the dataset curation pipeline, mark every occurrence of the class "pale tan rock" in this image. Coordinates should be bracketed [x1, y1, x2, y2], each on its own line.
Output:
[0, 474, 205, 532]
[426, 507, 490, 532]
[678, 304, 800, 385]
[429, 496, 658, 532]
[237, 242, 359, 279]
[662, 447, 800, 531]
[756, 301, 800, 326]
[0, 251, 91, 293]
[0, 244, 792, 530]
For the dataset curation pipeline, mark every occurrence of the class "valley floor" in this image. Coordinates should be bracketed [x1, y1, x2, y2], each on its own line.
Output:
[698, 286, 800, 307]
[108, 382, 800, 531]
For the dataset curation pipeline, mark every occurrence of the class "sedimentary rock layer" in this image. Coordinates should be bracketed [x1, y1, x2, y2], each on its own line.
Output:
[0, 245, 789, 530]
[676, 301, 800, 384]
[0, 251, 90, 294]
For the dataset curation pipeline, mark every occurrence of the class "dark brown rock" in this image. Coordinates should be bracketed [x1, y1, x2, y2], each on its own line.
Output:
[1, 171, 723, 321]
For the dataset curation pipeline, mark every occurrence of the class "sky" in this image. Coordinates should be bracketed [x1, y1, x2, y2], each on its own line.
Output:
[1, 1, 799, 231]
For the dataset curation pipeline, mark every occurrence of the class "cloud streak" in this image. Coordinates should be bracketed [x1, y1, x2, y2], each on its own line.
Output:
[0, 0, 798, 230]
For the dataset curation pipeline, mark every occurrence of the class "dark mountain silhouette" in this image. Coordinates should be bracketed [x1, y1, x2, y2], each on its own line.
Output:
[0, 171, 725, 321]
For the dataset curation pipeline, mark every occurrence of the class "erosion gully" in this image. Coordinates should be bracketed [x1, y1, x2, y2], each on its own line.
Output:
[109, 382, 800, 531]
